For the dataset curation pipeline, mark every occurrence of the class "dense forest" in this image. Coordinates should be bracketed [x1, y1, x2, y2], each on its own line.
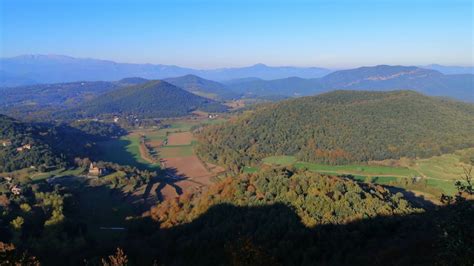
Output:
[0, 115, 66, 172]
[2, 167, 470, 265]
[0, 159, 158, 265]
[0, 115, 125, 172]
[196, 90, 474, 170]
[152, 168, 419, 228]
[69, 80, 228, 119]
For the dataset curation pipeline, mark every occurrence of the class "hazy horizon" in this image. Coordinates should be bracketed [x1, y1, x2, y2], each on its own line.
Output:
[2, 53, 473, 70]
[1, 0, 472, 69]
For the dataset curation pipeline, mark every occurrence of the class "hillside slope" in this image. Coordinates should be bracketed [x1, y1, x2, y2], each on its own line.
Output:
[147, 168, 429, 265]
[0, 81, 119, 108]
[0, 115, 63, 171]
[75, 80, 228, 118]
[227, 76, 322, 97]
[164, 74, 239, 100]
[197, 90, 474, 168]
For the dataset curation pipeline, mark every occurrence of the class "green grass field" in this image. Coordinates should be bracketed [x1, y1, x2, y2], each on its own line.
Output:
[96, 135, 159, 170]
[295, 161, 418, 177]
[408, 152, 471, 181]
[243, 166, 259, 174]
[30, 168, 86, 181]
[96, 119, 216, 167]
[258, 152, 470, 196]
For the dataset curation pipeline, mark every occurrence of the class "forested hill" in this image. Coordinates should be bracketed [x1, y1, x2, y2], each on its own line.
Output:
[196, 90, 474, 169]
[0, 114, 67, 172]
[0, 115, 123, 172]
[72, 80, 228, 118]
[164, 74, 239, 100]
[147, 168, 430, 265]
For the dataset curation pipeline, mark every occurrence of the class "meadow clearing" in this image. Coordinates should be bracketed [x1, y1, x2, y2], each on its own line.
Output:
[259, 150, 473, 197]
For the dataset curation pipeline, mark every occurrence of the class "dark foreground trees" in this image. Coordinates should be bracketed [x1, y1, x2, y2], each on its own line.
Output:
[1, 168, 472, 265]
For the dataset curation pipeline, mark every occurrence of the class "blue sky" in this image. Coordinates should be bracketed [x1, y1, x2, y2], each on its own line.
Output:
[1, 0, 472, 68]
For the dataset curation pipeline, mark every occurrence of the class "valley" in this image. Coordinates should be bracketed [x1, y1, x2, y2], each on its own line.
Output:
[94, 117, 226, 201]
[1, 1, 473, 265]
[0, 65, 472, 265]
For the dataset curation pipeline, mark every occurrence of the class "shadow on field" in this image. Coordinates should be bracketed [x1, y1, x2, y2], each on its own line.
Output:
[140, 167, 192, 203]
[95, 138, 160, 172]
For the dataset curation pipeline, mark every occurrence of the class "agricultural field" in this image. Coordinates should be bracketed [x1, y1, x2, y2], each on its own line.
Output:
[156, 126, 224, 199]
[96, 135, 158, 170]
[96, 118, 227, 200]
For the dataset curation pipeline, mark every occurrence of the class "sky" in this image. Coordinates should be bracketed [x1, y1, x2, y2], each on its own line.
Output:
[0, 0, 472, 68]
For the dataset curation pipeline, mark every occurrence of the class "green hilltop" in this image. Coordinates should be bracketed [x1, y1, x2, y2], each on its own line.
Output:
[197, 90, 474, 168]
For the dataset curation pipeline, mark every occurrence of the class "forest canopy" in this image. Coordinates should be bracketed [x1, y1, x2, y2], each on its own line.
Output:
[196, 90, 474, 169]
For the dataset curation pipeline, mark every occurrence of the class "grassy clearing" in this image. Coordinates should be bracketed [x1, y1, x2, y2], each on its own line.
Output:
[31, 168, 85, 181]
[425, 179, 457, 195]
[262, 156, 297, 166]
[258, 153, 466, 196]
[408, 152, 470, 181]
[295, 161, 417, 177]
[261, 156, 418, 178]
[243, 166, 259, 174]
[96, 135, 159, 170]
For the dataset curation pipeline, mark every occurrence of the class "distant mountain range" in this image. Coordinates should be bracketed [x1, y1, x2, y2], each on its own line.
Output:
[0, 63, 472, 121]
[0, 54, 331, 86]
[227, 65, 474, 102]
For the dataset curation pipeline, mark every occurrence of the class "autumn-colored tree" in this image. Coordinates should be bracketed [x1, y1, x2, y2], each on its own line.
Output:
[0, 242, 40, 266]
[101, 248, 128, 266]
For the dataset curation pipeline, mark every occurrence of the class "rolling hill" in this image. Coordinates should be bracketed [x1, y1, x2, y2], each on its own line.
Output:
[0, 114, 102, 172]
[196, 90, 474, 168]
[74, 80, 228, 118]
[0, 81, 119, 108]
[227, 76, 321, 97]
[164, 74, 239, 100]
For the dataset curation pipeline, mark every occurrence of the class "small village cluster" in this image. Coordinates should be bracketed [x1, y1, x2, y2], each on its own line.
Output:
[1, 139, 33, 152]
[0, 176, 22, 196]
